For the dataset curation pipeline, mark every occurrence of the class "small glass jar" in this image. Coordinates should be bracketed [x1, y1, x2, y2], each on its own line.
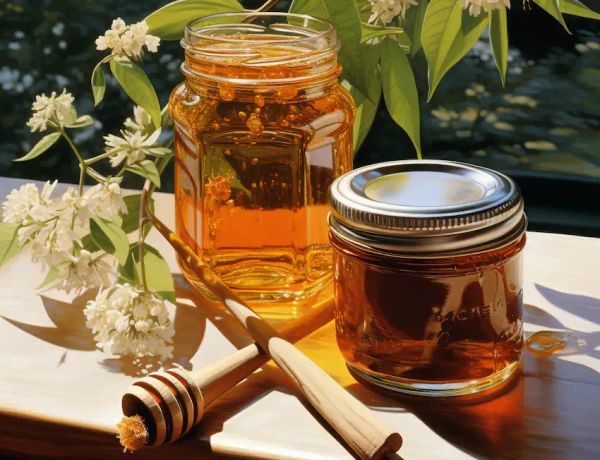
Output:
[170, 13, 355, 318]
[329, 160, 527, 397]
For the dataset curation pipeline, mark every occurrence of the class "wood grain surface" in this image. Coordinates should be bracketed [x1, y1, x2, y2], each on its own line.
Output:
[0, 177, 599, 459]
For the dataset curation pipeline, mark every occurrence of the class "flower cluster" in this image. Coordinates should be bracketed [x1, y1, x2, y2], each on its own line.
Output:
[462, 0, 510, 17]
[368, 0, 417, 24]
[104, 106, 170, 168]
[5, 12, 175, 363]
[1, 181, 126, 293]
[26, 89, 75, 133]
[105, 129, 162, 167]
[95, 18, 160, 60]
[124, 105, 154, 133]
[84, 284, 174, 360]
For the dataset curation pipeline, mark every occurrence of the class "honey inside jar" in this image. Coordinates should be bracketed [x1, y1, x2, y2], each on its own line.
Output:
[331, 232, 525, 391]
[170, 14, 354, 318]
[329, 161, 527, 397]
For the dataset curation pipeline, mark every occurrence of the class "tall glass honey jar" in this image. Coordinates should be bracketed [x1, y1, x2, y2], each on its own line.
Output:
[329, 160, 527, 397]
[170, 13, 355, 318]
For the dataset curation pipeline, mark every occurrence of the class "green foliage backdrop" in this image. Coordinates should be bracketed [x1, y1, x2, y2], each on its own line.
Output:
[1, 0, 600, 185]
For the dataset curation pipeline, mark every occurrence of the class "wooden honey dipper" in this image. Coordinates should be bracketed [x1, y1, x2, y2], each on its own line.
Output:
[119, 295, 332, 450]
[118, 184, 403, 460]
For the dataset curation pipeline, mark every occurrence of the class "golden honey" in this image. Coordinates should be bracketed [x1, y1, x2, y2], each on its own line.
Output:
[329, 160, 527, 396]
[170, 13, 354, 319]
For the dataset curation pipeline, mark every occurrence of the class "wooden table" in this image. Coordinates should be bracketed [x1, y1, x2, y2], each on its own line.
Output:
[1, 177, 599, 459]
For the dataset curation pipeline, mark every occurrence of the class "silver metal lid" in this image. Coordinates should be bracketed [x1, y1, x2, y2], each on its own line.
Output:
[329, 160, 526, 256]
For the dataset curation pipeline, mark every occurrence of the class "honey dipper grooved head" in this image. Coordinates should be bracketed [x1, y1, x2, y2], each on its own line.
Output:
[121, 369, 204, 447]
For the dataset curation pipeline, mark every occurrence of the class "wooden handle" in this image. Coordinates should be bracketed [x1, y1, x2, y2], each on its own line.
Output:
[268, 336, 402, 460]
[222, 297, 402, 460]
[146, 207, 402, 459]
[191, 342, 265, 407]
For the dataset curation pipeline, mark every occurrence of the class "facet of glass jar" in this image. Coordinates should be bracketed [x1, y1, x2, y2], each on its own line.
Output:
[170, 13, 355, 320]
[329, 160, 527, 397]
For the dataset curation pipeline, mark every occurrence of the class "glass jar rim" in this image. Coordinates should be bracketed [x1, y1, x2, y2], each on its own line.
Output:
[184, 12, 335, 47]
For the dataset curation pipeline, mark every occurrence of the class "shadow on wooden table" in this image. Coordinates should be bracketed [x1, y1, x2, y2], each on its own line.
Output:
[1, 291, 98, 354]
[295, 282, 600, 459]
[377, 284, 600, 459]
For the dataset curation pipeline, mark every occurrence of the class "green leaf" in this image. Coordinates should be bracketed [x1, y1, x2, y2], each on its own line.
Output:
[360, 23, 412, 48]
[561, 0, 600, 19]
[110, 59, 161, 128]
[66, 115, 94, 129]
[422, 0, 488, 100]
[293, 0, 380, 101]
[205, 155, 251, 197]
[91, 62, 106, 106]
[90, 217, 129, 265]
[121, 243, 175, 303]
[121, 194, 155, 235]
[534, 0, 571, 33]
[381, 39, 421, 158]
[0, 222, 20, 267]
[138, 244, 175, 304]
[119, 249, 139, 285]
[489, 8, 508, 86]
[403, 0, 428, 55]
[122, 194, 143, 234]
[126, 160, 161, 188]
[14, 132, 61, 162]
[344, 77, 381, 153]
[323, 0, 372, 98]
[145, 0, 244, 41]
[81, 233, 101, 252]
[290, 0, 330, 17]
[147, 147, 173, 157]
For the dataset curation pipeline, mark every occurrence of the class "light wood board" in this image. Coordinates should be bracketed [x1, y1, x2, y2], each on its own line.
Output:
[0, 177, 599, 459]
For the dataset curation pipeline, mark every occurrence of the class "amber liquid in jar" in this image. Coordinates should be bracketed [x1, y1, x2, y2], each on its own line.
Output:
[331, 232, 525, 395]
[170, 15, 354, 318]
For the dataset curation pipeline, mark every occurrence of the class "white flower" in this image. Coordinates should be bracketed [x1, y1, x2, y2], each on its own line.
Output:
[84, 284, 174, 360]
[462, 0, 510, 16]
[54, 250, 116, 293]
[104, 128, 163, 167]
[124, 106, 154, 134]
[1, 181, 56, 224]
[81, 182, 127, 222]
[26, 89, 75, 133]
[1, 181, 123, 292]
[368, 0, 417, 24]
[95, 18, 160, 59]
[110, 18, 127, 34]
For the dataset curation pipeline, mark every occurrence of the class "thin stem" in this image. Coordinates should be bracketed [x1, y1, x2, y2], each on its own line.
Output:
[21, 216, 59, 227]
[256, 0, 281, 12]
[61, 129, 85, 167]
[60, 128, 87, 194]
[84, 150, 117, 166]
[138, 187, 150, 291]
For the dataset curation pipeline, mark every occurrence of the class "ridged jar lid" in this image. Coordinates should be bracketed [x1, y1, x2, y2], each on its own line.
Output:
[329, 160, 526, 256]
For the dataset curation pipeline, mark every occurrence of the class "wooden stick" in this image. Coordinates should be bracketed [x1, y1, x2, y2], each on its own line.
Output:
[144, 210, 402, 460]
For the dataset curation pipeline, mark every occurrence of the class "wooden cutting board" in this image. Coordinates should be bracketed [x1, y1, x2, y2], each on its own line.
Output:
[1, 177, 599, 459]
